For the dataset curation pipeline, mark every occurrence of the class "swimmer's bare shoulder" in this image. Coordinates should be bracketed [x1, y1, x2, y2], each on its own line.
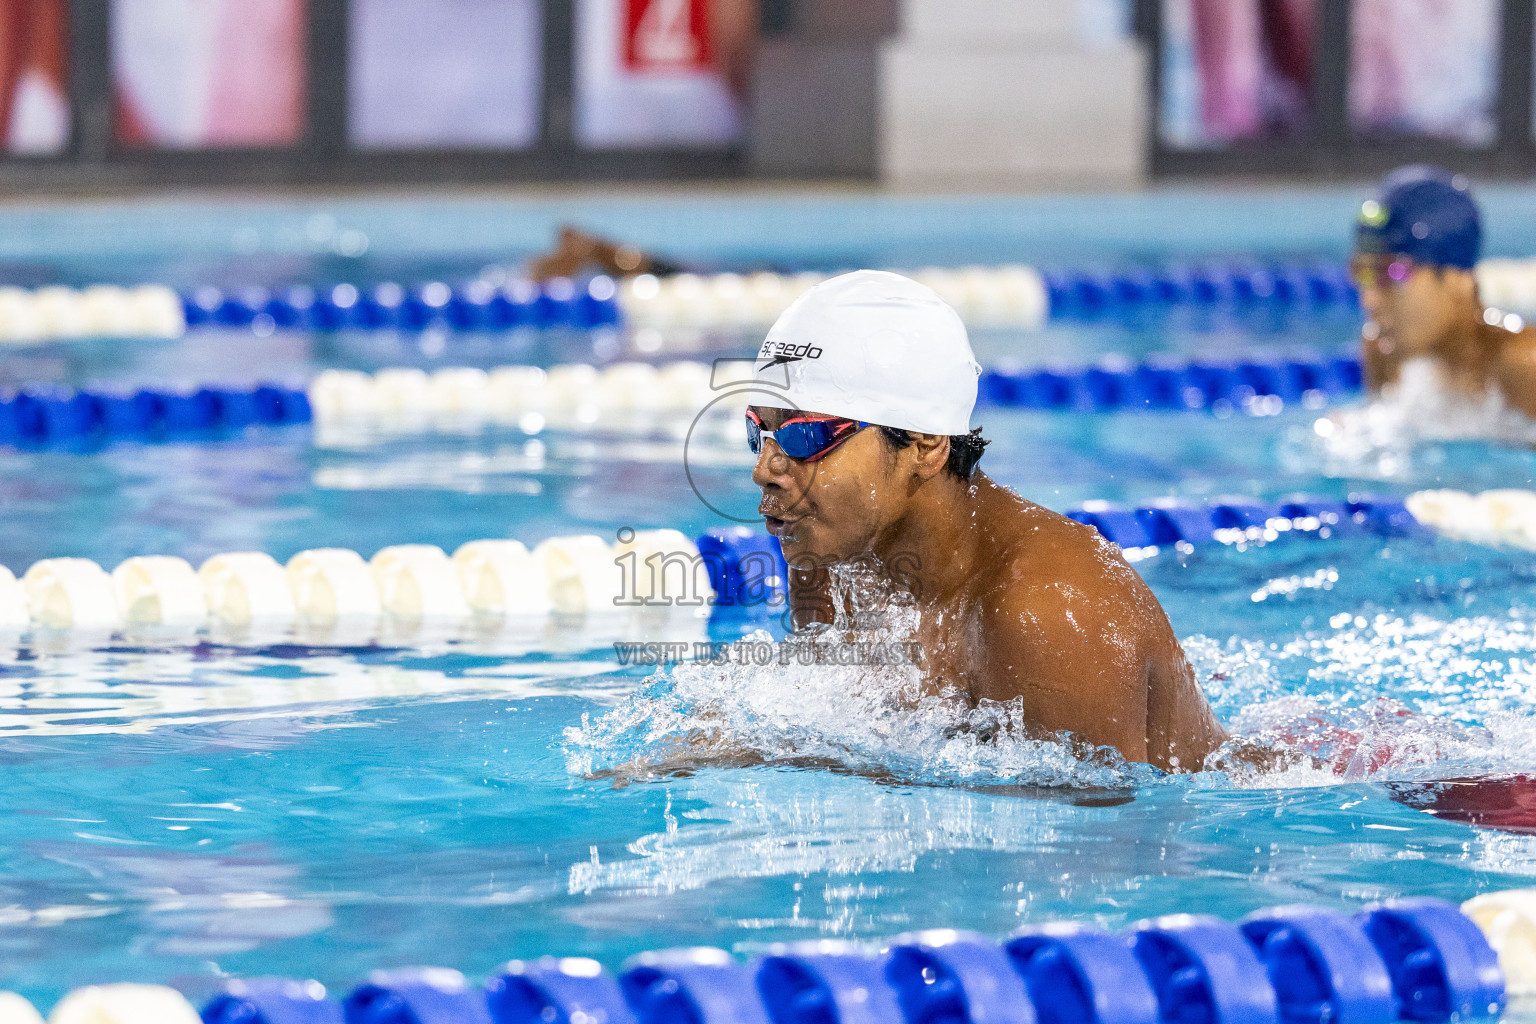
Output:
[965, 479, 1226, 771]
[1492, 323, 1536, 419]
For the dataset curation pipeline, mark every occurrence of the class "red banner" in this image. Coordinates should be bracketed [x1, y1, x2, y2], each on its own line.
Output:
[623, 0, 712, 73]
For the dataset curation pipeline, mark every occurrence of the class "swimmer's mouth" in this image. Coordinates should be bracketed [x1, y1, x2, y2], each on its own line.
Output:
[759, 500, 800, 537]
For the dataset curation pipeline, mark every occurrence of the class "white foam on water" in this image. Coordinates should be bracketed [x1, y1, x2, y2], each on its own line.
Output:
[569, 559, 1536, 793]
[1309, 357, 1536, 480]
[564, 559, 1150, 791]
[1187, 615, 1536, 788]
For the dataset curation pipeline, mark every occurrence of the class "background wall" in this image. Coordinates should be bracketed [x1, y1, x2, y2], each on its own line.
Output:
[0, 0, 1529, 190]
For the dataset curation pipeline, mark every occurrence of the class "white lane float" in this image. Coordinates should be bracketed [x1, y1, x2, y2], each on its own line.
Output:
[0, 566, 26, 631]
[372, 367, 430, 418]
[1476, 259, 1536, 319]
[286, 548, 382, 624]
[370, 544, 469, 621]
[535, 535, 627, 615]
[657, 360, 716, 412]
[452, 540, 550, 616]
[614, 528, 714, 607]
[543, 363, 602, 426]
[19, 489, 1536, 639]
[0, 526, 716, 640]
[593, 361, 661, 412]
[426, 367, 492, 420]
[307, 369, 378, 421]
[1406, 488, 1536, 550]
[1463, 889, 1536, 996]
[307, 361, 724, 435]
[110, 556, 206, 626]
[0, 284, 184, 347]
[486, 366, 549, 426]
[46, 983, 201, 1024]
[22, 559, 119, 630]
[0, 992, 41, 1024]
[34, 286, 93, 339]
[198, 552, 296, 625]
[616, 266, 1049, 332]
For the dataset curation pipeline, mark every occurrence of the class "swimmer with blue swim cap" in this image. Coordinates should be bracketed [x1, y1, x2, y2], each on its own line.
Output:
[749, 270, 1227, 772]
[1353, 166, 1536, 414]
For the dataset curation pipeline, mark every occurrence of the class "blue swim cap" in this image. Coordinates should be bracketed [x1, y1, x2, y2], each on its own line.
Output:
[1355, 166, 1481, 269]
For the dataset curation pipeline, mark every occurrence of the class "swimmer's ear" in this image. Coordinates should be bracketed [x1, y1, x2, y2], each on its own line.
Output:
[909, 433, 949, 480]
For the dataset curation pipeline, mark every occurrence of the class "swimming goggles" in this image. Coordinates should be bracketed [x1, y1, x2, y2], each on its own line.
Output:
[1350, 254, 1417, 290]
[746, 408, 871, 462]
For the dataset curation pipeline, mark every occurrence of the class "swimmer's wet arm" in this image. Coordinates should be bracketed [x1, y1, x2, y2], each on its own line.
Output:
[1146, 646, 1228, 772]
[974, 578, 1151, 766]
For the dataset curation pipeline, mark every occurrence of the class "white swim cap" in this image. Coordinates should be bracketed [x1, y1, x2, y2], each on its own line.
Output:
[752, 270, 981, 436]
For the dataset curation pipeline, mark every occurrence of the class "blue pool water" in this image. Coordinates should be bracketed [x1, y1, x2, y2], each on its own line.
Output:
[2, 188, 1536, 1014]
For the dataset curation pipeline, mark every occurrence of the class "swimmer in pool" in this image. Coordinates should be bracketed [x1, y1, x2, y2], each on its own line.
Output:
[747, 271, 1227, 772]
[527, 226, 686, 282]
[1354, 165, 1536, 418]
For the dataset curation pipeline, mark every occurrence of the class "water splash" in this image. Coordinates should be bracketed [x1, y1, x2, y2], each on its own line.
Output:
[564, 558, 1149, 791]
[570, 554, 1536, 795]
[1308, 357, 1536, 480]
[1187, 618, 1536, 788]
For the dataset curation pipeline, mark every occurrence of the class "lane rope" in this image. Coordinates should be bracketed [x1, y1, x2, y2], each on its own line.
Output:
[0, 258, 1375, 347]
[0, 492, 1460, 636]
[21, 256, 1536, 345]
[22, 892, 1522, 1023]
[0, 352, 1366, 451]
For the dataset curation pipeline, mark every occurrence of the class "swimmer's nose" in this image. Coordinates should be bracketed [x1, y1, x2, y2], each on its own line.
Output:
[751, 442, 793, 488]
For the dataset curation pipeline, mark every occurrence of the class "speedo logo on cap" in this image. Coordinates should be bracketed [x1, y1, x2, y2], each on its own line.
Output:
[759, 339, 824, 362]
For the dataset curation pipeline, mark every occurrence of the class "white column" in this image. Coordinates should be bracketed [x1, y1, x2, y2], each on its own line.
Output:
[879, 0, 1148, 189]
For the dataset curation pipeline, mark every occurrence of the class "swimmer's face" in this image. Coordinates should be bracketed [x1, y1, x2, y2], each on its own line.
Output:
[750, 406, 929, 561]
[1353, 254, 1476, 358]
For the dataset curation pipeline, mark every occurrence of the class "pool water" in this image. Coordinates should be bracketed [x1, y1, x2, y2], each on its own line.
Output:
[2, 190, 1536, 1015]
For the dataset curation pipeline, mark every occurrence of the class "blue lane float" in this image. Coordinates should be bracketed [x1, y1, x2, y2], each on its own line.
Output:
[1040, 262, 1356, 322]
[757, 942, 902, 1024]
[1063, 494, 1425, 552]
[697, 494, 1420, 623]
[196, 898, 1504, 1024]
[181, 278, 623, 334]
[343, 968, 494, 1024]
[979, 356, 1364, 415]
[1130, 915, 1278, 1024]
[0, 384, 311, 448]
[621, 949, 772, 1024]
[201, 977, 343, 1024]
[885, 931, 1036, 1024]
[1358, 899, 1506, 1022]
[1006, 925, 1159, 1024]
[176, 261, 1356, 338]
[0, 346, 1366, 452]
[487, 959, 636, 1024]
[1240, 906, 1398, 1024]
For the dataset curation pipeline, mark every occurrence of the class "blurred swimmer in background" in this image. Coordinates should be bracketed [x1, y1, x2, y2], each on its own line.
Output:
[1354, 166, 1536, 417]
[746, 270, 1228, 772]
[527, 226, 687, 281]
